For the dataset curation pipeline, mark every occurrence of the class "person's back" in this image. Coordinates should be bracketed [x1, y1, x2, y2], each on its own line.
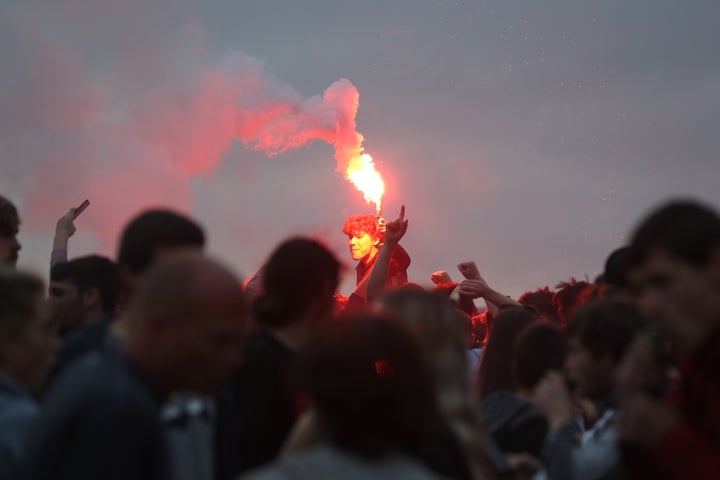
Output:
[22, 348, 168, 480]
[216, 238, 340, 479]
[22, 253, 246, 480]
[243, 316, 452, 480]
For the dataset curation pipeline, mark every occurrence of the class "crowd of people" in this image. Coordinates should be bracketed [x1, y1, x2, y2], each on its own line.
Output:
[0, 193, 718, 480]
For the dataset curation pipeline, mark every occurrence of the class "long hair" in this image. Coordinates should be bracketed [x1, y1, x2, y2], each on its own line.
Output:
[476, 307, 536, 399]
[380, 290, 492, 479]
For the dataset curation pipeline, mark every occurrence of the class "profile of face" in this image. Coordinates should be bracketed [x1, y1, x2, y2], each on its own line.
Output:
[0, 233, 21, 267]
[3, 297, 59, 395]
[630, 248, 720, 354]
[564, 337, 612, 399]
[347, 231, 379, 262]
[47, 281, 85, 335]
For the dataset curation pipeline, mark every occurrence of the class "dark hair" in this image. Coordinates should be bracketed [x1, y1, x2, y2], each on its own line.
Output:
[553, 279, 596, 323]
[477, 307, 537, 398]
[255, 237, 340, 327]
[601, 247, 630, 288]
[513, 323, 566, 390]
[117, 209, 205, 274]
[0, 196, 19, 237]
[629, 200, 720, 268]
[298, 316, 438, 458]
[51, 256, 121, 315]
[342, 214, 379, 240]
[566, 300, 647, 362]
[519, 287, 560, 325]
[0, 269, 43, 343]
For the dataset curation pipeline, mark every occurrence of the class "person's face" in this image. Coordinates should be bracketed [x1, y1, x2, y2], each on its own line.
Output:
[0, 232, 21, 267]
[4, 297, 59, 395]
[47, 281, 85, 335]
[348, 232, 379, 262]
[564, 337, 613, 399]
[167, 288, 246, 394]
[629, 248, 720, 354]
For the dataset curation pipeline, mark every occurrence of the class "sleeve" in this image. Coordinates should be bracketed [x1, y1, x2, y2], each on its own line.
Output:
[50, 249, 68, 268]
[541, 422, 578, 480]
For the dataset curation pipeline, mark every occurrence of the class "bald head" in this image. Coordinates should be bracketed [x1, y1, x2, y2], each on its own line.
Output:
[124, 253, 247, 395]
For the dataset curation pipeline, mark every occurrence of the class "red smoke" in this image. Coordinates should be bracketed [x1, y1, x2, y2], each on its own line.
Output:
[1, 4, 369, 254]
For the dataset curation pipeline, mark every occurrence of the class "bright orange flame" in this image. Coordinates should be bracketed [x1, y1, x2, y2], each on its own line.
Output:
[346, 153, 384, 214]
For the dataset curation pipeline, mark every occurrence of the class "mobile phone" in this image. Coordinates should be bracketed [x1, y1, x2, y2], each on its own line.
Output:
[73, 199, 90, 220]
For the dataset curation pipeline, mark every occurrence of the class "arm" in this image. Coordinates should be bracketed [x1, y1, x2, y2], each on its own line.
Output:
[456, 278, 522, 309]
[366, 206, 408, 303]
[457, 262, 508, 314]
[51, 209, 76, 267]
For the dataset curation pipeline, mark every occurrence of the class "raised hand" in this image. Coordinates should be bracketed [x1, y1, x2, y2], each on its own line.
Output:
[384, 205, 408, 246]
[457, 261, 481, 280]
[55, 209, 77, 239]
[430, 270, 453, 285]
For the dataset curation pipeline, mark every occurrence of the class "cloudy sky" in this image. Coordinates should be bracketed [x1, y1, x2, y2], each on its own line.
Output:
[2, 0, 719, 297]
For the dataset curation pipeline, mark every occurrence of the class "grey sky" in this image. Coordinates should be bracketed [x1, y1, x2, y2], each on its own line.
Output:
[2, 0, 719, 296]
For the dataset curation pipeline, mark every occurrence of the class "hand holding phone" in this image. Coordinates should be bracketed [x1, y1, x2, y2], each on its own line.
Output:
[72, 199, 90, 220]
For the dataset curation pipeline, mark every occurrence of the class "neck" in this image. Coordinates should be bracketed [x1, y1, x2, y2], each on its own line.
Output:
[362, 248, 379, 266]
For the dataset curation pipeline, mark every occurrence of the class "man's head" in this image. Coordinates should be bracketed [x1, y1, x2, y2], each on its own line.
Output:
[117, 209, 205, 296]
[49, 256, 121, 335]
[519, 287, 561, 325]
[0, 269, 58, 395]
[124, 253, 246, 396]
[0, 196, 21, 268]
[342, 214, 380, 263]
[254, 237, 340, 329]
[628, 200, 720, 354]
[565, 300, 646, 399]
[553, 278, 597, 324]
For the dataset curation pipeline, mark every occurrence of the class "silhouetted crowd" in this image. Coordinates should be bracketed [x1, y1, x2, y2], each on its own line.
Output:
[0, 194, 719, 480]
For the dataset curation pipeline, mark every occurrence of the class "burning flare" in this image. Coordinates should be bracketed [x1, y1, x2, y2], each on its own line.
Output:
[346, 153, 384, 215]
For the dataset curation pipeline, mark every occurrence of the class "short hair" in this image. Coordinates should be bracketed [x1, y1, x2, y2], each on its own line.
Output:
[342, 214, 379, 240]
[629, 200, 720, 268]
[0, 195, 19, 237]
[51, 256, 122, 315]
[254, 237, 340, 327]
[602, 247, 630, 288]
[298, 316, 438, 458]
[513, 323, 566, 390]
[566, 300, 647, 363]
[553, 278, 597, 322]
[117, 209, 205, 274]
[519, 287, 560, 325]
[0, 269, 44, 344]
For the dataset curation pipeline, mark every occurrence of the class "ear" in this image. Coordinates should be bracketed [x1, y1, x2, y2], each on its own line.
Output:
[372, 236, 381, 246]
[82, 288, 101, 312]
